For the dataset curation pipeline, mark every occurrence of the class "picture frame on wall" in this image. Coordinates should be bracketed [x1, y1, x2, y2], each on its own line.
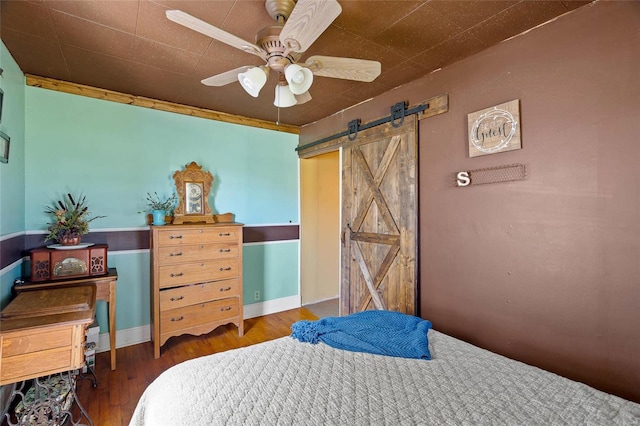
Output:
[0, 131, 10, 164]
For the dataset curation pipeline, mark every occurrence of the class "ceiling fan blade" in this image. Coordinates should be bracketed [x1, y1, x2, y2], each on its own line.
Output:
[201, 66, 252, 86]
[304, 56, 381, 82]
[166, 10, 266, 60]
[279, 0, 342, 53]
[295, 91, 312, 105]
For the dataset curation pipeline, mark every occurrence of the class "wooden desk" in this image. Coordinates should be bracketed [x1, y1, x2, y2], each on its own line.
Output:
[15, 268, 118, 370]
[0, 285, 96, 386]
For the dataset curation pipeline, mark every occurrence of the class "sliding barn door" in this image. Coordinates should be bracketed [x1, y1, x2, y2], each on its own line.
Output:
[341, 115, 418, 316]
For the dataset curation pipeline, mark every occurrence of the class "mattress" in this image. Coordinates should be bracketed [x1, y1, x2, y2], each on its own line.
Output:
[130, 330, 640, 425]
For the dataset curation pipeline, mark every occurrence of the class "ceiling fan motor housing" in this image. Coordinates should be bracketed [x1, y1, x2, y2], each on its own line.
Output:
[256, 25, 301, 73]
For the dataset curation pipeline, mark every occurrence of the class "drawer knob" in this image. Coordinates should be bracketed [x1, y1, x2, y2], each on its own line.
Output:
[169, 235, 183, 239]
[219, 267, 232, 272]
[170, 272, 184, 277]
[170, 296, 184, 301]
[220, 286, 232, 292]
[169, 252, 183, 257]
[171, 316, 184, 322]
[219, 248, 231, 253]
[220, 307, 232, 311]
[219, 232, 231, 237]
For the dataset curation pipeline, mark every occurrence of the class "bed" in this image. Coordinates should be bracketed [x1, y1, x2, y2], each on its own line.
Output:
[130, 312, 640, 425]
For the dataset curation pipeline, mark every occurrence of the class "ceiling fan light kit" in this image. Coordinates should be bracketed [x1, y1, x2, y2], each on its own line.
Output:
[166, 0, 381, 114]
[274, 84, 298, 108]
[284, 64, 313, 95]
[238, 66, 269, 97]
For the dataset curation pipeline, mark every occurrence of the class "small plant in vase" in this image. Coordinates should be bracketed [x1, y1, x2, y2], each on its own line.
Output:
[143, 192, 177, 226]
[45, 193, 105, 245]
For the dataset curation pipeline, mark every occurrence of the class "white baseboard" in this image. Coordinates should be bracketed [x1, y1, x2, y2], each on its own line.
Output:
[243, 295, 301, 319]
[97, 324, 150, 353]
[95, 295, 302, 353]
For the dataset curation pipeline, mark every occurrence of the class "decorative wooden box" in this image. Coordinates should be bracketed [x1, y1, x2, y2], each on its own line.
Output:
[29, 244, 108, 282]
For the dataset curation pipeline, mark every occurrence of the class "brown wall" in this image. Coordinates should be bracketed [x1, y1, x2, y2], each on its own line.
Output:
[299, 1, 640, 402]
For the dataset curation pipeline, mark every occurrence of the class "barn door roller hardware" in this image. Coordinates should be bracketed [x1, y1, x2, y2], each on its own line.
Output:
[295, 101, 428, 151]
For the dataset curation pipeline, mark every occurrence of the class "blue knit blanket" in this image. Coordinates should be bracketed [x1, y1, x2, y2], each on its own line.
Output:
[291, 310, 432, 360]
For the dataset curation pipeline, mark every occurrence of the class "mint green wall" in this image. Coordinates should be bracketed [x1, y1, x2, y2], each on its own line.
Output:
[0, 41, 26, 308]
[243, 242, 300, 303]
[0, 42, 26, 235]
[25, 89, 299, 229]
[23, 86, 300, 334]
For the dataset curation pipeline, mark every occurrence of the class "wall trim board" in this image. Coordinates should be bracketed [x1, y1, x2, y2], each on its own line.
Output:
[2, 225, 300, 269]
[26, 74, 300, 135]
[94, 294, 301, 353]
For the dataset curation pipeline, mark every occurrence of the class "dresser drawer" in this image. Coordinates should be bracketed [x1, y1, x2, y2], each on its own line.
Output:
[160, 279, 240, 310]
[156, 227, 241, 247]
[157, 243, 239, 264]
[158, 259, 239, 289]
[161, 298, 240, 334]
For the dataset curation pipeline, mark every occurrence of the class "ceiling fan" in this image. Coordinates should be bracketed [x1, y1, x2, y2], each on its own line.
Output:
[166, 0, 381, 108]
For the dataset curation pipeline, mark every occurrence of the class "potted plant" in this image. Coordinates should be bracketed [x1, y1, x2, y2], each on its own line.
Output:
[45, 193, 105, 245]
[143, 192, 177, 226]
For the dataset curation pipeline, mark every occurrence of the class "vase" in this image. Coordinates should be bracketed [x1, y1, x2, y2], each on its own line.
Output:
[152, 209, 166, 226]
[59, 234, 82, 246]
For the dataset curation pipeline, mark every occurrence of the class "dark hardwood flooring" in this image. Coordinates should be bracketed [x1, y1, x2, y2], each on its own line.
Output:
[76, 307, 318, 426]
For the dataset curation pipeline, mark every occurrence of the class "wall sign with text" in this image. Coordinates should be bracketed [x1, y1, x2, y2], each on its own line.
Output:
[454, 164, 526, 187]
[467, 99, 521, 157]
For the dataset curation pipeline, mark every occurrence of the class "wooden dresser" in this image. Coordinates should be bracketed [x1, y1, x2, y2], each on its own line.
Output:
[150, 223, 244, 358]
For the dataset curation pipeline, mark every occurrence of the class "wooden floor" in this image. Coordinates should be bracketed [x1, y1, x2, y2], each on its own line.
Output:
[75, 307, 318, 426]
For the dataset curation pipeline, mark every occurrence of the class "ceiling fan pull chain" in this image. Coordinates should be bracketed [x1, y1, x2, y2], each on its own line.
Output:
[347, 119, 361, 141]
[390, 101, 407, 128]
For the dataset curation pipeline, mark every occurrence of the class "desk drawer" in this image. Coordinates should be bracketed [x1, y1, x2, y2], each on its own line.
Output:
[1, 347, 74, 384]
[156, 227, 241, 247]
[160, 298, 239, 334]
[2, 328, 72, 358]
[0, 323, 87, 385]
[157, 243, 238, 264]
[160, 279, 240, 310]
[158, 259, 239, 289]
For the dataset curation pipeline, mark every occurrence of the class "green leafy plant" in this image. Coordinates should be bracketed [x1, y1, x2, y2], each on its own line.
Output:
[45, 193, 105, 242]
[142, 192, 177, 212]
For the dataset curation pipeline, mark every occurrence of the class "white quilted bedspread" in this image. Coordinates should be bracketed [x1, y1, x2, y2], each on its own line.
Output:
[130, 330, 640, 425]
